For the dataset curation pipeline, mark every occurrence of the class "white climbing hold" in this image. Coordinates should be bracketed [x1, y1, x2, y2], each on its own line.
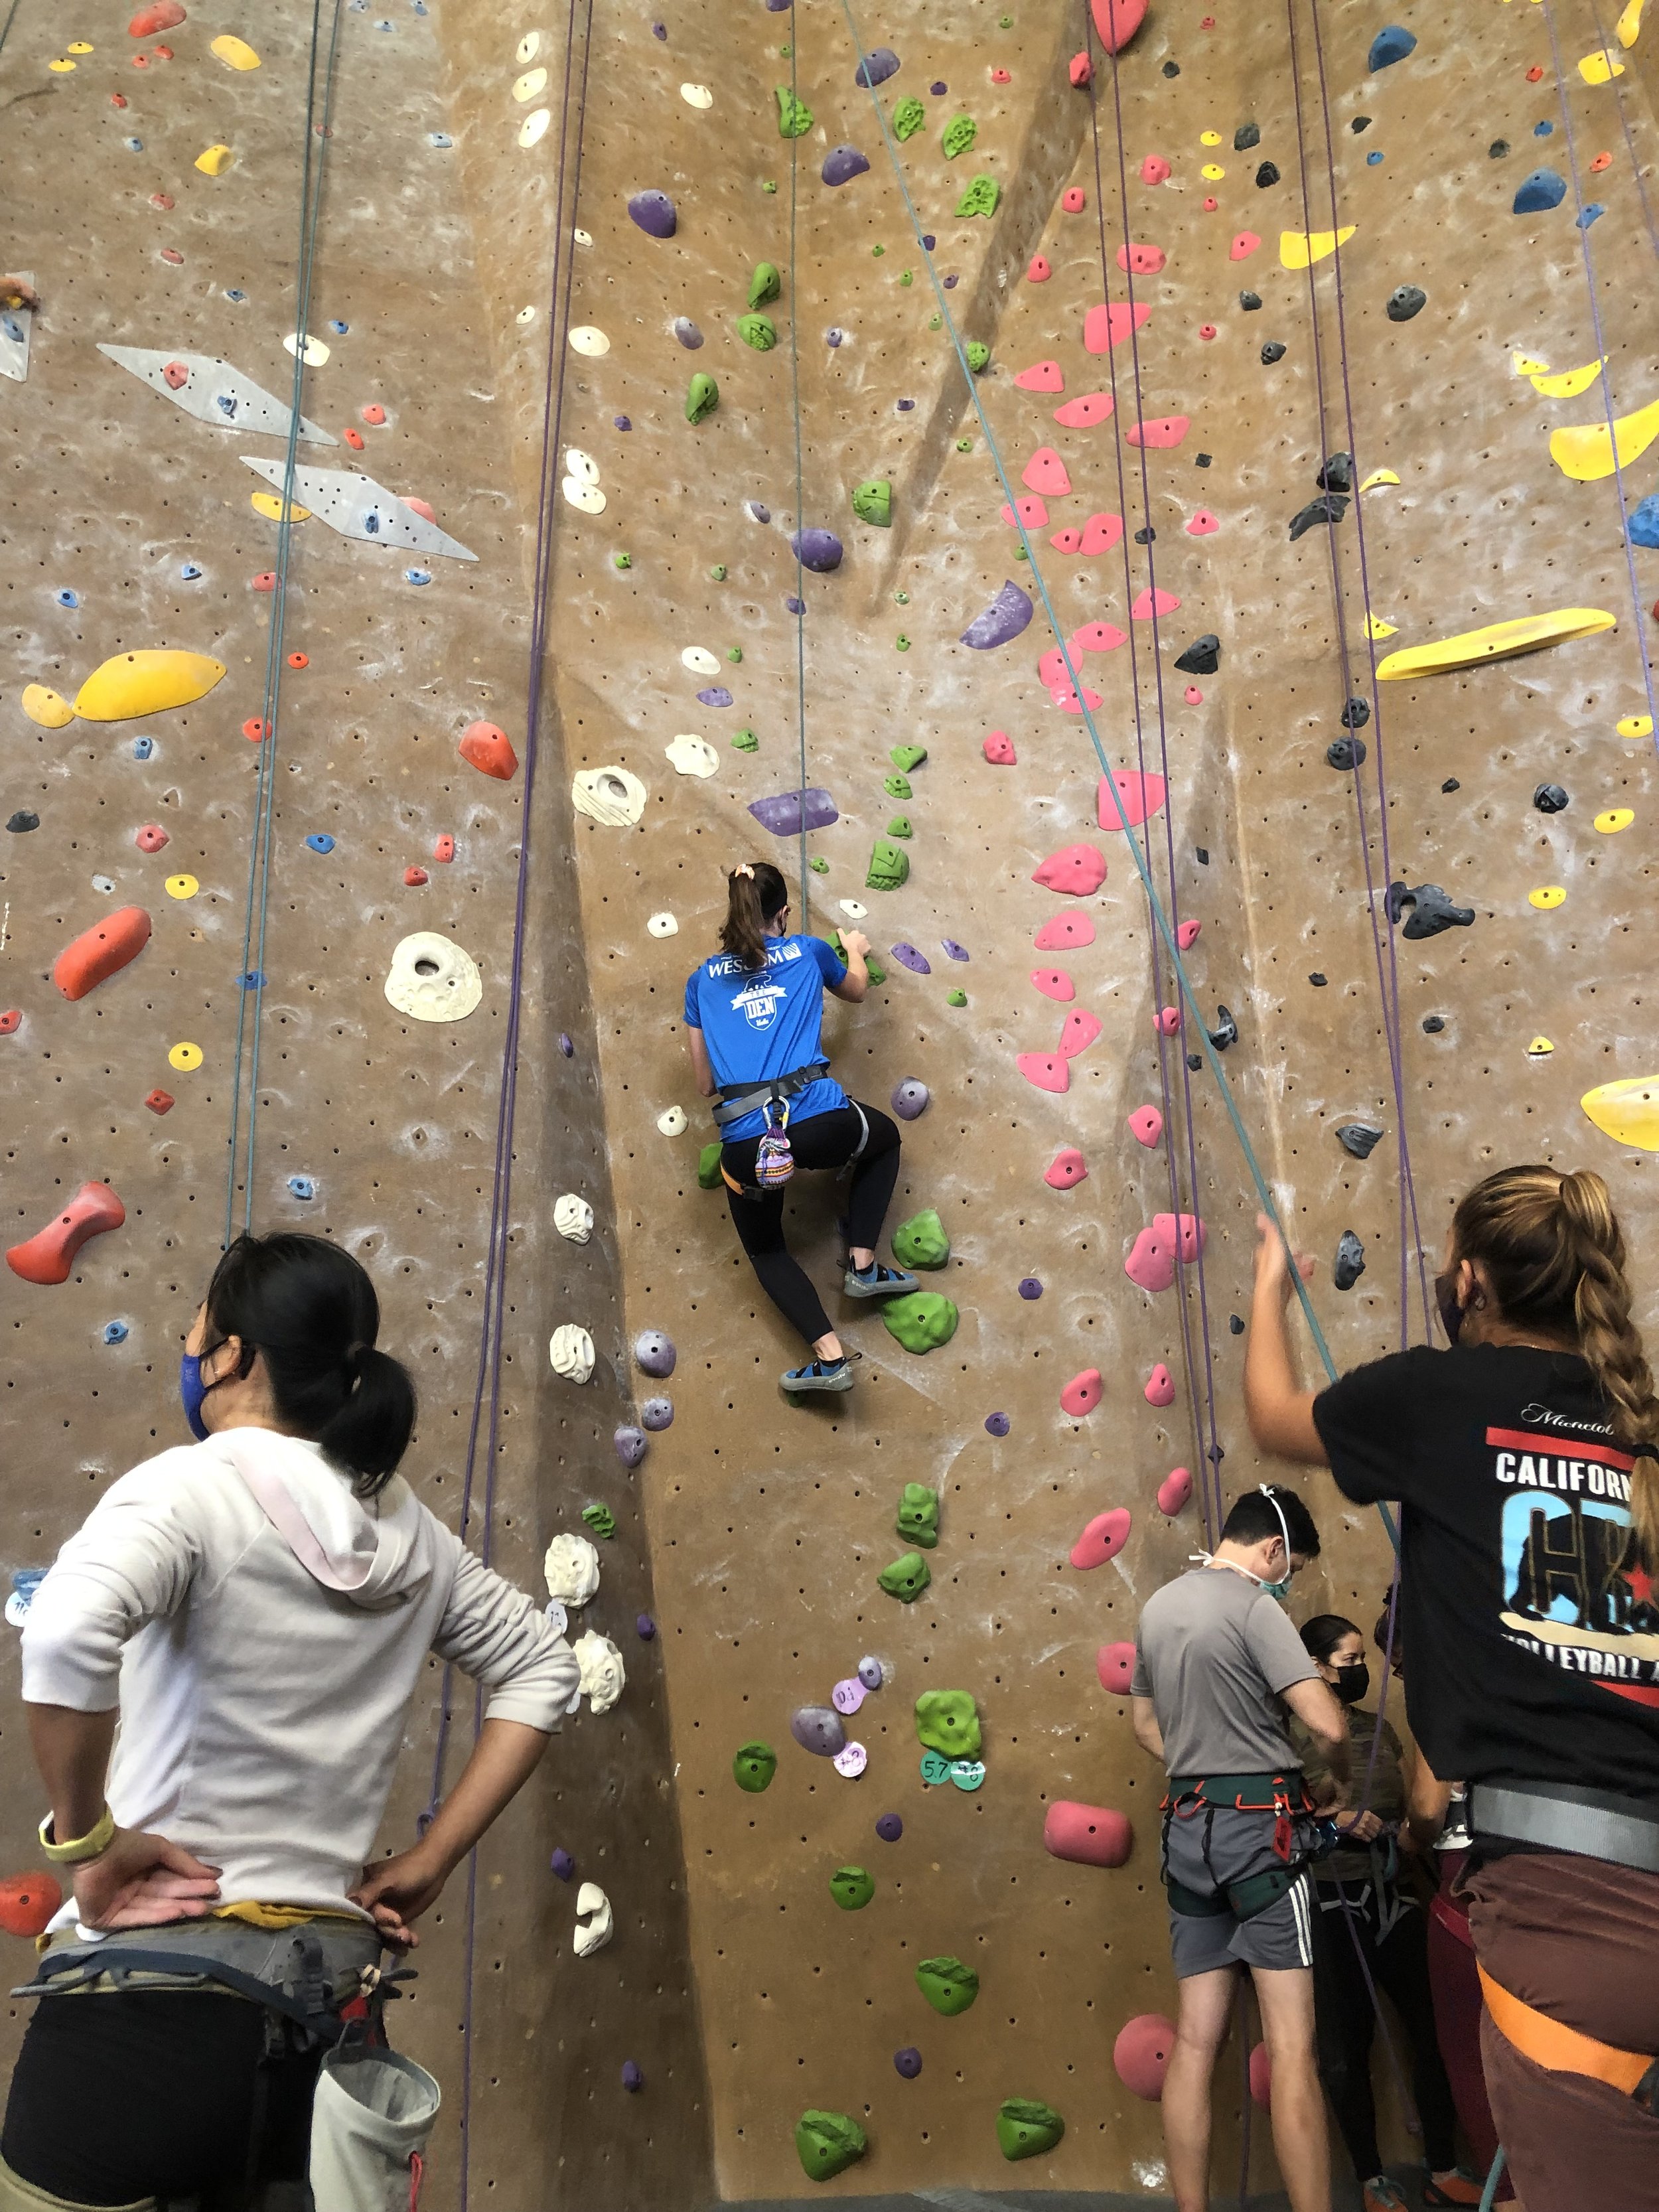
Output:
[564, 448, 599, 484]
[571, 765, 646, 825]
[680, 81, 713, 107]
[680, 646, 722, 676]
[549, 1323, 596, 1383]
[573, 1630, 626, 1715]
[647, 911, 679, 937]
[573, 228, 593, 248]
[543, 1532, 601, 1606]
[518, 108, 551, 148]
[838, 899, 868, 919]
[512, 65, 547, 99]
[554, 1193, 594, 1242]
[657, 1105, 687, 1136]
[562, 480, 607, 514]
[383, 932, 483, 1022]
[573, 1881, 614, 1956]
[666, 733, 718, 778]
[515, 29, 541, 62]
[568, 325, 609, 355]
[283, 332, 330, 366]
[516, 305, 538, 325]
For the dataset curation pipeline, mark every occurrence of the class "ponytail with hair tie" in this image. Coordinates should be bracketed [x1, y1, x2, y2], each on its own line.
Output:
[719, 858, 790, 974]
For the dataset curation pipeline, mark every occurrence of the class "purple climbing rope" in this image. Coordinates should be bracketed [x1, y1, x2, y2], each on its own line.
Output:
[1581, 0, 1659, 267]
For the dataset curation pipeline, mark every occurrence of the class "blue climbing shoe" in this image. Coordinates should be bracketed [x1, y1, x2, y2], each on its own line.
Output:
[842, 1260, 919, 1299]
[782, 1355, 855, 1395]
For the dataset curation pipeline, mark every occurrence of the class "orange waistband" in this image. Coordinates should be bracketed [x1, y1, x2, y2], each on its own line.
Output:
[1478, 1962, 1652, 2097]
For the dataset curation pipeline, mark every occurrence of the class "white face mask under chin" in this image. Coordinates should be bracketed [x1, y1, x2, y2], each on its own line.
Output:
[1191, 1487, 1296, 1598]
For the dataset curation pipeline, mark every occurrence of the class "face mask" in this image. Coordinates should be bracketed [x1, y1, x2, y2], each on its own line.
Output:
[1333, 1662, 1370, 1706]
[1258, 1486, 1295, 1600]
[1434, 1267, 1465, 1345]
[1258, 1564, 1295, 1603]
[179, 1352, 212, 1441]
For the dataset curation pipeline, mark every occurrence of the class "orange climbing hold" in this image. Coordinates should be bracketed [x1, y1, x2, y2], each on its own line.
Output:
[1116, 240, 1166, 275]
[360, 404, 388, 425]
[53, 907, 152, 1001]
[0, 1011, 20, 1037]
[1125, 415, 1190, 450]
[459, 721, 520, 780]
[243, 717, 269, 742]
[1045, 1147, 1089, 1188]
[0, 1873, 62, 1939]
[344, 427, 365, 450]
[1014, 359, 1065, 391]
[7, 1182, 126, 1286]
[129, 0, 185, 32]
[145, 1088, 175, 1114]
[1053, 391, 1115, 427]
[434, 833, 455, 861]
[404, 865, 429, 887]
[135, 824, 169, 853]
[1084, 300, 1151, 353]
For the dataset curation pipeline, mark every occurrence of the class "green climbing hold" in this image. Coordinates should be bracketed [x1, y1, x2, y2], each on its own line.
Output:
[942, 114, 977, 159]
[893, 1207, 950, 1269]
[829, 1864, 875, 1910]
[891, 745, 927, 771]
[685, 373, 719, 424]
[831, 930, 884, 982]
[699, 1141, 725, 1189]
[727, 646, 743, 662]
[966, 340, 989, 373]
[867, 840, 909, 891]
[762, 179, 778, 193]
[930, 313, 943, 329]
[808, 856, 828, 874]
[581, 1503, 616, 1538]
[899, 270, 913, 287]
[956, 438, 973, 451]
[852, 479, 893, 527]
[916, 1956, 979, 2016]
[879, 1550, 931, 1603]
[946, 988, 967, 1007]
[613, 552, 632, 570]
[883, 773, 912, 800]
[733, 1741, 777, 1793]
[956, 174, 1001, 218]
[738, 313, 778, 351]
[749, 261, 782, 307]
[893, 94, 925, 140]
[916, 1687, 979, 1758]
[1014, 546, 1029, 561]
[732, 728, 758, 752]
[871, 244, 885, 258]
[895, 634, 910, 652]
[894, 591, 910, 605]
[709, 564, 727, 581]
[882, 1291, 958, 1353]
[997, 2098, 1066, 2162]
[897, 1481, 940, 1550]
[886, 816, 913, 839]
[794, 2111, 867, 2183]
[776, 86, 814, 137]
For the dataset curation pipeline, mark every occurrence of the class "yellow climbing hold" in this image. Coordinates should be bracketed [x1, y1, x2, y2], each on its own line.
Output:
[1201, 164, 1225, 181]
[1528, 886, 1566, 909]
[1616, 713, 1653, 738]
[21, 684, 74, 729]
[67, 40, 93, 52]
[1550, 394, 1659, 482]
[195, 145, 236, 177]
[1526, 1037, 1555, 1058]
[1376, 607, 1617, 680]
[1359, 469, 1400, 492]
[1578, 47, 1626, 81]
[251, 492, 311, 522]
[1363, 613, 1398, 639]
[74, 650, 228, 723]
[1529, 357, 1605, 399]
[1617, 0, 1646, 45]
[165, 873, 200, 901]
[169, 1042, 204, 1072]
[210, 34, 261, 69]
[1581, 1075, 1659, 1148]
[1200, 130, 1222, 145]
[1595, 807, 1634, 833]
[1512, 352, 1552, 377]
[1279, 225, 1356, 269]
[47, 58, 76, 72]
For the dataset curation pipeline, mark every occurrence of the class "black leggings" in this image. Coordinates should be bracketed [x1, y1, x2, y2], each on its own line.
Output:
[1311, 1880, 1459, 2180]
[2, 1990, 319, 2207]
[722, 1102, 902, 1345]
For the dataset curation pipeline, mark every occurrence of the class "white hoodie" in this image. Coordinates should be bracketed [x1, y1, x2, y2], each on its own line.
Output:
[22, 1427, 579, 1925]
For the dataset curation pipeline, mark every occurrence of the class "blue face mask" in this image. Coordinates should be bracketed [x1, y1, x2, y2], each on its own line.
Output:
[1256, 1487, 1297, 1600]
[179, 1352, 212, 1441]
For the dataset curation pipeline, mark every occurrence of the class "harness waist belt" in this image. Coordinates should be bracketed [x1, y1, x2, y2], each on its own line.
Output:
[1165, 1770, 1309, 1812]
[1470, 1780, 1659, 1875]
[713, 1061, 830, 1129]
[1478, 1962, 1659, 2110]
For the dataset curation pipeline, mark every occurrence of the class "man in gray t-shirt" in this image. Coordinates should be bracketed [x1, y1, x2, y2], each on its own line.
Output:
[1130, 1485, 1349, 2212]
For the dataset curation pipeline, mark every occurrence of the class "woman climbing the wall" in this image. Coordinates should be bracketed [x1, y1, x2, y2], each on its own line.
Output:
[2, 1231, 577, 2212]
[684, 861, 914, 1396]
[1244, 1167, 1659, 2212]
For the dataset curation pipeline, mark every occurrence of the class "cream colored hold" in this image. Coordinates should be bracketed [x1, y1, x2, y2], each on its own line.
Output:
[573, 1882, 614, 1956]
[543, 1533, 602, 1606]
[549, 1323, 596, 1383]
[572, 765, 646, 824]
[383, 932, 483, 1021]
[657, 1105, 688, 1136]
[666, 734, 718, 777]
[553, 1193, 595, 1242]
[573, 1630, 626, 1714]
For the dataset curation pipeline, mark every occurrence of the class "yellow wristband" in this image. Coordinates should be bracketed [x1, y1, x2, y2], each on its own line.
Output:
[38, 1804, 115, 1866]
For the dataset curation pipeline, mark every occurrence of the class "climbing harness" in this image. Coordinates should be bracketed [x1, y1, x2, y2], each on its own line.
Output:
[1159, 1770, 1334, 1921]
[1468, 1779, 1659, 1876]
[711, 1059, 829, 1130]
[1479, 1962, 1659, 2114]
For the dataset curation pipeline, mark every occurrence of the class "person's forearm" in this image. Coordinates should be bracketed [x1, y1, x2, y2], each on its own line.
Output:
[1244, 1276, 1303, 1445]
[420, 1718, 549, 1875]
[28, 1704, 117, 1843]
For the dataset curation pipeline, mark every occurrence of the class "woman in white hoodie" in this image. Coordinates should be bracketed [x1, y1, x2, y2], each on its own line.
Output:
[1, 1232, 578, 2211]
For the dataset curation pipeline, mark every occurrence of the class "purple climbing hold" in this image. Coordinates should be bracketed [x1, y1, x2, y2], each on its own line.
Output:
[674, 317, 704, 349]
[897, 399, 916, 412]
[931, 80, 947, 95]
[791, 528, 844, 573]
[786, 595, 804, 615]
[826, 329, 845, 348]
[985, 1411, 1011, 1437]
[856, 47, 900, 86]
[960, 579, 1035, 650]
[895, 2047, 923, 2079]
[551, 1848, 575, 1880]
[1019, 1277, 1043, 1299]
[749, 787, 839, 837]
[857, 1654, 884, 1690]
[614, 1425, 648, 1468]
[651, 19, 666, 36]
[641, 1395, 674, 1431]
[627, 190, 677, 239]
[922, 234, 936, 251]
[876, 1811, 904, 1842]
[822, 145, 871, 187]
[891, 1077, 930, 1120]
[622, 2059, 644, 2091]
[557, 1033, 575, 1057]
[765, 0, 791, 10]
[942, 939, 969, 962]
[943, 273, 959, 289]
[636, 1613, 657, 1640]
[614, 415, 632, 431]
[748, 501, 772, 524]
[891, 943, 932, 975]
[697, 687, 734, 708]
[634, 1329, 677, 1377]
[792, 1704, 847, 1757]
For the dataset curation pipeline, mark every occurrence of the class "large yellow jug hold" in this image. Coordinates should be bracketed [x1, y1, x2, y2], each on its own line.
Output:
[74, 650, 227, 722]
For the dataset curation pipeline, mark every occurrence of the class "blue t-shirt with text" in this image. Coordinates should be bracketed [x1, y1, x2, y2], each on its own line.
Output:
[684, 933, 848, 1140]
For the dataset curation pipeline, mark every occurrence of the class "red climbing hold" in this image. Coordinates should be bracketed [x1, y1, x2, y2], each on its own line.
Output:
[129, 1, 185, 35]
[1014, 359, 1065, 391]
[1144, 1364, 1177, 1408]
[1053, 391, 1115, 429]
[1084, 300, 1151, 352]
[1186, 509, 1219, 535]
[159, 249, 184, 267]
[1128, 1105, 1163, 1147]
[1157, 1466, 1193, 1515]
[459, 721, 519, 780]
[1045, 1147, 1089, 1189]
[1097, 769, 1166, 828]
[287, 653, 309, 670]
[1125, 1213, 1206, 1292]
[1230, 231, 1262, 259]
[991, 66, 1011, 84]
[1589, 151, 1613, 173]
[243, 718, 269, 742]
[1140, 155, 1171, 185]
[1001, 494, 1050, 530]
[1022, 448, 1072, 496]
[162, 360, 189, 390]
[433, 834, 455, 862]
[54, 907, 152, 1001]
[252, 572, 277, 591]
[1032, 844, 1107, 896]
[1198, 323, 1217, 340]
[344, 427, 365, 451]
[1062, 187, 1086, 214]
[1031, 968, 1075, 1002]
[1034, 912, 1095, 951]
[145, 1088, 175, 1114]
[1177, 919, 1201, 949]
[983, 730, 1017, 765]
[1058, 1008, 1102, 1059]
[1017, 1052, 1070, 1094]
[1131, 585, 1181, 619]
[1125, 415, 1189, 450]
[111, 92, 129, 106]
[0, 1873, 62, 1939]
[1115, 2016, 1177, 2101]
[360, 404, 387, 425]
[404, 866, 429, 887]
[1116, 240, 1166, 275]
[1070, 1501, 1127, 1558]
[1078, 510, 1125, 554]
[0, 1011, 20, 1037]
[135, 824, 169, 853]
[1526, 63, 1544, 81]
[1098, 1641, 1136, 1694]
[1045, 1801, 1132, 1868]
[7, 1182, 126, 1286]
[1049, 528, 1084, 553]
[1068, 50, 1092, 86]
[1090, 0, 1147, 54]
[1027, 255, 1052, 283]
[1154, 1005, 1179, 1034]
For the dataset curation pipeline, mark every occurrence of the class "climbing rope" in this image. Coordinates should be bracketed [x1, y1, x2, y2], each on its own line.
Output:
[1583, 0, 1659, 266]
[788, 23, 812, 919]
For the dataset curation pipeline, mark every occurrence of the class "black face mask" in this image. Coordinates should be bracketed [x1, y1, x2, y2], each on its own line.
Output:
[1434, 1268, 1465, 1345]
[1333, 1662, 1370, 1706]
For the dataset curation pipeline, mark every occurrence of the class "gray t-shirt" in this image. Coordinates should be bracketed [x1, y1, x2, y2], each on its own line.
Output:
[1131, 1565, 1318, 1779]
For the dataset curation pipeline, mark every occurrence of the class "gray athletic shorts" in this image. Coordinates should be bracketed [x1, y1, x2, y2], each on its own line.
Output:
[1163, 1801, 1316, 1978]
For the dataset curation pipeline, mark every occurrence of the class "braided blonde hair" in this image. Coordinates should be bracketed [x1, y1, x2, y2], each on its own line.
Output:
[1451, 1165, 1659, 1562]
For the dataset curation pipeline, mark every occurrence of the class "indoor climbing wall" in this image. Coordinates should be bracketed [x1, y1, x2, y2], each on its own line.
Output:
[4, 0, 1659, 2208]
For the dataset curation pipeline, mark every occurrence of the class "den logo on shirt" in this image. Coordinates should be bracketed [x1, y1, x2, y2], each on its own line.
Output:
[1488, 1420, 1659, 1694]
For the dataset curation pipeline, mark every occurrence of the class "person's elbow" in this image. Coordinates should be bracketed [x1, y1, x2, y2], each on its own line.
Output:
[833, 977, 867, 1005]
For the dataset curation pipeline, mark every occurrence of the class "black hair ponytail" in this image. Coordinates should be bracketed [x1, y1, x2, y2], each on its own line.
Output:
[719, 861, 789, 972]
[203, 1234, 417, 1497]
[1299, 1613, 1360, 1664]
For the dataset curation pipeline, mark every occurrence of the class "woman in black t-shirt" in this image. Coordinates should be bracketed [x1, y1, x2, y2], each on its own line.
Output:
[1242, 1165, 1659, 2212]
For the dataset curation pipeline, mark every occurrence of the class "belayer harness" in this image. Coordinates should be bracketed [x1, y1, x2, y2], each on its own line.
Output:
[1160, 1770, 1336, 1921]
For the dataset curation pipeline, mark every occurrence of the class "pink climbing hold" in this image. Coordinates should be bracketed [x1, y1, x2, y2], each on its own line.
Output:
[1124, 1213, 1207, 1293]
[1249, 2044, 1272, 2110]
[1090, 0, 1147, 52]
[1068, 50, 1092, 86]
[1053, 390, 1114, 428]
[1032, 844, 1107, 897]
[1050, 683, 1104, 716]
[360, 404, 388, 426]
[1097, 769, 1166, 828]
[1045, 1147, 1088, 1189]
[1062, 186, 1086, 213]
[1125, 415, 1190, 450]
[1230, 230, 1262, 259]
[1177, 919, 1201, 949]
[1187, 509, 1219, 535]
[134, 824, 169, 853]
[1001, 494, 1050, 530]
[1144, 1364, 1177, 1408]
[1037, 647, 1075, 689]
[1128, 1104, 1163, 1147]
[1049, 528, 1084, 553]
[1097, 1641, 1137, 1694]
[1027, 255, 1052, 283]
[1154, 1005, 1180, 1035]
[252, 571, 277, 592]
[1034, 912, 1095, 951]
[1131, 585, 1181, 619]
[1084, 301, 1151, 354]
[1116, 240, 1167, 275]
[1044, 1801, 1133, 1868]
[1072, 621, 1128, 654]
[1140, 155, 1171, 184]
[0, 1011, 19, 1036]
[1157, 1466, 1194, 1516]
[1115, 2016, 1177, 2102]
[1069, 1501, 1128, 1559]
[7, 1182, 126, 1286]
[433, 834, 455, 862]
[1015, 359, 1065, 392]
[403, 496, 437, 524]
[1184, 685, 1204, 705]
[1022, 448, 1072, 497]
[983, 730, 1017, 765]
[1078, 511, 1125, 555]
[161, 360, 189, 390]
[1058, 1008, 1102, 1059]
[1017, 1052, 1070, 1094]
[1031, 968, 1075, 1002]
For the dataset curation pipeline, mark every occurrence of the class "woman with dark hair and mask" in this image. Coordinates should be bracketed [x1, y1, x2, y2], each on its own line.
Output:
[684, 860, 917, 1397]
[1, 1232, 577, 2212]
[1245, 1166, 1659, 2212]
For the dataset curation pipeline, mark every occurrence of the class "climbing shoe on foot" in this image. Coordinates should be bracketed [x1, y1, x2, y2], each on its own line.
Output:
[782, 1355, 855, 1395]
[1422, 2175, 1487, 2209]
[1362, 2181, 1408, 2212]
[842, 1260, 919, 1299]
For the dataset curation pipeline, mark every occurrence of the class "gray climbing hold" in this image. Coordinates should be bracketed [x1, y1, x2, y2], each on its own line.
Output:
[1261, 340, 1287, 364]
[1423, 1014, 1446, 1033]
[1326, 737, 1368, 771]
[1256, 161, 1280, 187]
[749, 788, 839, 836]
[1386, 285, 1426, 322]
[857, 1655, 884, 1690]
[1334, 1230, 1366, 1291]
[792, 1705, 847, 1757]
[628, 190, 677, 238]
[1368, 25, 1416, 68]
[1514, 168, 1566, 214]
[1175, 634, 1220, 675]
[960, 579, 1033, 650]
[822, 145, 871, 186]
[674, 318, 704, 349]
[792, 528, 844, 573]
[1318, 451, 1354, 491]
[1340, 697, 1370, 729]
[1534, 782, 1569, 814]
[1336, 1123, 1385, 1159]
[1208, 1005, 1238, 1051]
[7, 811, 40, 833]
[614, 1426, 647, 1468]
[1289, 494, 1348, 540]
[891, 1078, 929, 1119]
[1234, 121, 1260, 150]
[634, 1330, 676, 1378]
[1240, 290, 1262, 311]
[1390, 882, 1475, 939]
[856, 46, 899, 86]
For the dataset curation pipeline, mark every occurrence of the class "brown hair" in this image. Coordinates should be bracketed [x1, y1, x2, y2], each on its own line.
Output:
[1451, 1165, 1659, 1560]
[719, 861, 789, 973]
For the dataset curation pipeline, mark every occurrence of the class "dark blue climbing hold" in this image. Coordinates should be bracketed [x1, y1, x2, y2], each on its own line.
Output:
[133, 736, 154, 759]
[614, 414, 632, 431]
[328, 319, 348, 334]
[895, 2047, 923, 2078]
[1628, 494, 1659, 549]
[1229, 1313, 1246, 1335]
[858, 1655, 884, 1689]
[1577, 203, 1607, 230]
[287, 1175, 316, 1200]
[225, 287, 248, 301]
[239, 972, 266, 991]
[652, 19, 667, 35]
[930, 80, 946, 94]
[558, 1032, 575, 1057]
[125, 137, 144, 152]
[55, 589, 78, 609]
[1534, 120, 1554, 137]
[876, 1812, 903, 1842]
[627, 189, 678, 239]
[102, 1321, 129, 1345]
[622, 2060, 644, 2092]
[551, 1848, 575, 1880]
[696, 686, 734, 708]
[897, 398, 915, 411]
[364, 512, 380, 535]
[792, 528, 843, 573]
[822, 145, 870, 187]
[216, 393, 238, 417]
[856, 46, 900, 86]
[1019, 1278, 1043, 1299]
[1513, 167, 1566, 214]
[764, 0, 790, 10]
[305, 832, 336, 853]
[1368, 25, 1417, 70]
[985, 1412, 1010, 1437]
[180, 562, 202, 579]
[786, 594, 804, 615]
[636, 1613, 656, 1640]
[405, 568, 432, 585]
[943, 273, 959, 289]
